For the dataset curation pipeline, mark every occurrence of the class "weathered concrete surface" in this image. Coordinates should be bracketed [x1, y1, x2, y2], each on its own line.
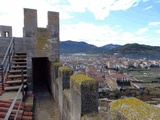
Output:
[33, 85, 61, 120]
[0, 91, 22, 101]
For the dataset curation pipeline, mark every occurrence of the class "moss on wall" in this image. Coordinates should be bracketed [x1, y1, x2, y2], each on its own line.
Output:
[81, 113, 101, 120]
[110, 97, 160, 119]
[52, 61, 62, 67]
[59, 66, 73, 72]
[70, 74, 96, 94]
[36, 28, 50, 50]
[70, 74, 95, 86]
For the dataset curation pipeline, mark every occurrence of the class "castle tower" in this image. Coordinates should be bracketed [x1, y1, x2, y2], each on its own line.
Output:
[23, 8, 37, 38]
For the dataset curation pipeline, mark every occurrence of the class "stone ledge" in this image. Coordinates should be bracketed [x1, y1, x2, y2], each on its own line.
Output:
[70, 74, 96, 94]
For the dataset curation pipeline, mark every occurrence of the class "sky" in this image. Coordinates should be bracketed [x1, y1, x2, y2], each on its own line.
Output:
[0, 0, 160, 47]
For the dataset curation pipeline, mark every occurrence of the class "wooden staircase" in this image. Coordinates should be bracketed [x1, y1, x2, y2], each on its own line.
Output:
[4, 53, 27, 91]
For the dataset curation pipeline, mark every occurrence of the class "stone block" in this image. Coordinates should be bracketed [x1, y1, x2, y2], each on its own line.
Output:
[58, 66, 73, 89]
[70, 74, 98, 119]
[52, 61, 62, 79]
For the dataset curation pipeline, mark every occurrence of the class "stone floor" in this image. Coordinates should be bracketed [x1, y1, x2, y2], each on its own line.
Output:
[33, 85, 61, 120]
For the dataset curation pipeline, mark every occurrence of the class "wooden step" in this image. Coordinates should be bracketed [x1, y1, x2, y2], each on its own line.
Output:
[12, 58, 26, 62]
[10, 70, 27, 73]
[6, 79, 27, 84]
[12, 62, 27, 65]
[15, 53, 26, 55]
[13, 55, 27, 58]
[11, 66, 27, 69]
[8, 74, 27, 78]
[5, 85, 27, 91]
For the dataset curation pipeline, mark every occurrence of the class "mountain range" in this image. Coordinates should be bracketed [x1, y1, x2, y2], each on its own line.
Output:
[60, 40, 160, 59]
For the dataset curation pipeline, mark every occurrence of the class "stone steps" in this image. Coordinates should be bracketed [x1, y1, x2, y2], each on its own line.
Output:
[8, 74, 27, 79]
[9, 69, 27, 74]
[12, 62, 27, 65]
[4, 85, 27, 91]
[0, 100, 24, 119]
[6, 79, 27, 84]
[12, 58, 26, 62]
[13, 55, 27, 58]
[15, 53, 27, 56]
[5, 52, 27, 91]
[0, 52, 34, 119]
[11, 65, 27, 70]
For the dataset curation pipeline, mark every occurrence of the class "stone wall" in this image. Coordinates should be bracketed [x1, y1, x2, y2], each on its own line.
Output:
[0, 25, 12, 37]
[51, 64, 100, 120]
[0, 8, 100, 120]
[23, 8, 37, 38]
[0, 38, 11, 63]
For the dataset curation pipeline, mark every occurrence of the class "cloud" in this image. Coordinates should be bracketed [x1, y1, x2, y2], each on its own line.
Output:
[136, 28, 148, 35]
[0, 0, 156, 46]
[156, 30, 160, 34]
[143, 0, 149, 2]
[143, 6, 153, 10]
[149, 22, 160, 26]
[51, 0, 147, 20]
[60, 22, 149, 46]
[154, 0, 160, 3]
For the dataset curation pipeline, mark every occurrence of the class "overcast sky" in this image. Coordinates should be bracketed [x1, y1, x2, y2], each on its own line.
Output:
[0, 0, 160, 46]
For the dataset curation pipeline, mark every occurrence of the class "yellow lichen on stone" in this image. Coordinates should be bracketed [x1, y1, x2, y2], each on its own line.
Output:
[59, 66, 73, 72]
[81, 113, 101, 120]
[52, 62, 62, 67]
[36, 28, 50, 51]
[70, 74, 95, 86]
[110, 97, 160, 120]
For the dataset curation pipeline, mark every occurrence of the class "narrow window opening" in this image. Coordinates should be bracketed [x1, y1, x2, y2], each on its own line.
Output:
[4, 31, 9, 37]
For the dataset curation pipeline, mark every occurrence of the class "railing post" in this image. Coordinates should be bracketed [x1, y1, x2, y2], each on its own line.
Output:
[0, 65, 4, 91]
[7, 48, 11, 70]
[21, 69, 24, 100]
[13, 37, 15, 54]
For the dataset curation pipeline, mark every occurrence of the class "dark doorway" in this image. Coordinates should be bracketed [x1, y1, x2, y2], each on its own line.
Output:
[32, 57, 51, 91]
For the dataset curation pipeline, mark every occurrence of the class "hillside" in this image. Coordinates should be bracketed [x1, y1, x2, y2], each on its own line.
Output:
[101, 44, 121, 50]
[60, 41, 160, 59]
[60, 40, 106, 54]
[107, 43, 160, 59]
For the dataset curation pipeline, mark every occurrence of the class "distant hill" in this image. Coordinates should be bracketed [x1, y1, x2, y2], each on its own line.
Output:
[60, 41, 160, 59]
[100, 44, 121, 50]
[60, 40, 106, 54]
[107, 43, 160, 59]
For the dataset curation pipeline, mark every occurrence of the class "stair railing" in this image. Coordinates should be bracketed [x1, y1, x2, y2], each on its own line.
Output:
[4, 70, 25, 120]
[0, 37, 15, 91]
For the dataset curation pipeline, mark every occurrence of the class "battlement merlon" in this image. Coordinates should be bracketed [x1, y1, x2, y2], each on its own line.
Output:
[0, 25, 12, 37]
[70, 74, 97, 94]
[70, 74, 98, 118]
[58, 66, 73, 89]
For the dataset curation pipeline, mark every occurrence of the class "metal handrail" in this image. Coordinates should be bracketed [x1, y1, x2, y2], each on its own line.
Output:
[4, 70, 25, 120]
[0, 37, 15, 90]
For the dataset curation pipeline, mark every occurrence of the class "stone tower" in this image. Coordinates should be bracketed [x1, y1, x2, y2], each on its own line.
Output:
[23, 8, 59, 61]
[23, 8, 60, 91]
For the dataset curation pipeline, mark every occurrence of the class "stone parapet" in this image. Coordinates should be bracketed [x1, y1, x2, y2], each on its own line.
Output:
[70, 74, 98, 120]
[58, 66, 73, 89]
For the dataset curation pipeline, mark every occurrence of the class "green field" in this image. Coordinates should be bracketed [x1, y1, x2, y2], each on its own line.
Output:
[128, 68, 160, 83]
